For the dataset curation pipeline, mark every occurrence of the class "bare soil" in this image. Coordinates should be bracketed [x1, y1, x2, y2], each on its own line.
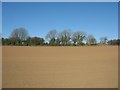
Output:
[2, 46, 118, 88]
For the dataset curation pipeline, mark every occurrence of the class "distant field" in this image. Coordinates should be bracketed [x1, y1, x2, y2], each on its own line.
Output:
[2, 46, 118, 88]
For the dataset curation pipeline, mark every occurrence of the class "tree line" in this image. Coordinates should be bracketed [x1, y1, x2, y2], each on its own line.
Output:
[2, 27, 120, 46]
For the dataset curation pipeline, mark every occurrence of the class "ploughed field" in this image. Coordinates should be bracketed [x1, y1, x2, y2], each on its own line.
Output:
[2, 46, 118, 88]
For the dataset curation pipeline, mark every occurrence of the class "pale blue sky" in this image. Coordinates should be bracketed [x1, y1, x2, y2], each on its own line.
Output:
[2, 2, 118, 41]
[0, 2, 2, 33]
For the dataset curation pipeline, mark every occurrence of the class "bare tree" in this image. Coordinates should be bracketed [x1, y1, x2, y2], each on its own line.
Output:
[10, 28, 28, 40]
[72, 31, 86, 45]
[45, 29, 57, 45]
[86, 35, 97, 45]
[100, 37, 108, 44]
[59, 29, 71, 45]
[45, 29, 57, 40]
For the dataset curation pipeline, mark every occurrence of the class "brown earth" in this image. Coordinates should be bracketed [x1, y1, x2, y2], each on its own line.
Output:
[2, 46, 118, 88]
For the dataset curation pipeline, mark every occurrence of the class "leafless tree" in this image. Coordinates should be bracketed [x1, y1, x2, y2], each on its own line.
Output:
[72, 31, 86, 45]
[100, 37, 108, 44]
[59, 29, 71, 45]
[86, 35, 97, 45]
[10, 28, 28, 40]
[45, 29, 57, 41]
